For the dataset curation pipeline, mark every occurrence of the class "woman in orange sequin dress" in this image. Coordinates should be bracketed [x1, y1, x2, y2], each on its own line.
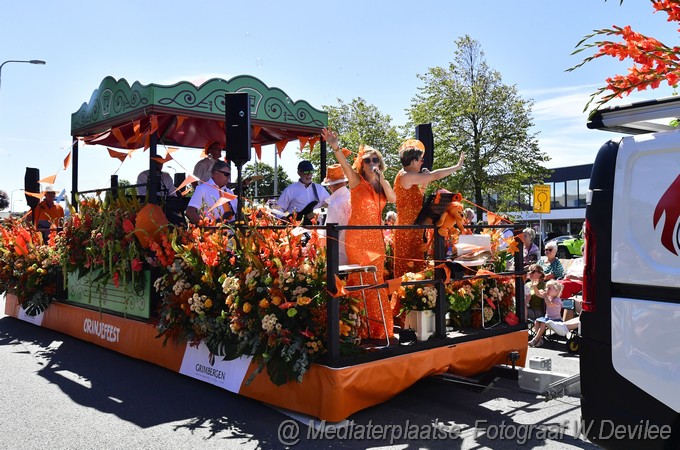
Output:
[322, 128, 396, 340]
[393, 139, 465, 279]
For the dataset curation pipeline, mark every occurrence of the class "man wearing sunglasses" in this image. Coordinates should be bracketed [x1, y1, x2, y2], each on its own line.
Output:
[185, 160, 237, 225]
[275, 160, 330, 224]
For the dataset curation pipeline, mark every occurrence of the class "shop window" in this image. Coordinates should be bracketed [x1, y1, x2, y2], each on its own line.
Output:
[578, 178, 589, 207]
[567, 180, 578, 207]
[553, 182, 566, 208]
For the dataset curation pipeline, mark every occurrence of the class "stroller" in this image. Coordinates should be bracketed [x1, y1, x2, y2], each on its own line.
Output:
[545, 318, 581, 354]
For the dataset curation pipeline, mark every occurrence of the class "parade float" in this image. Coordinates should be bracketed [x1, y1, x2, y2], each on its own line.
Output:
[1, 75, 528, 422]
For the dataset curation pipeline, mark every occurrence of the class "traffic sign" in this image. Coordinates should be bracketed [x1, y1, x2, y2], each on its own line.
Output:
[533, 184, 551, 213]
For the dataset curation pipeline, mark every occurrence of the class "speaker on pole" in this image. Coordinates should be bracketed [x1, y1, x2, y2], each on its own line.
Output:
[224, 92, 251, 164]
[416, 124, 434, 172]
[24, 167, 40, 209]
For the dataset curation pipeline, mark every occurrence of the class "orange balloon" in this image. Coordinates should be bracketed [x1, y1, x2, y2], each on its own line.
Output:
[134, 203, 169, 249]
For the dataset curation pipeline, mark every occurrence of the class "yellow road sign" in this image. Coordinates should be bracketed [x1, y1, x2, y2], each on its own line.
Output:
[533, 184, 551, 213]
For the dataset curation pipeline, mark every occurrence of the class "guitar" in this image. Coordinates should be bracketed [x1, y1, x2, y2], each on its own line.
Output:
[288, 201, 320, 226]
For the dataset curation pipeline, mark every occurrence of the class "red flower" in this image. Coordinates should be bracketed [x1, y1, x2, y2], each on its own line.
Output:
[504, 311, 519, 326]
[131, 258, 143, 272]
[123, 219, 135, 234]
[112, 272, 120, 287]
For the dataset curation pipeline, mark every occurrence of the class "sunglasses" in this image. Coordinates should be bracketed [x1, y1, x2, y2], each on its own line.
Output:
[545, 249, 555, 253]
[216, 170, 231, 176]
[363, 156, 380, 164]
[300, 170, 313, 175]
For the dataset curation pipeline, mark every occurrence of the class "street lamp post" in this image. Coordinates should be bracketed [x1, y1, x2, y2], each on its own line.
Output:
[10, 188, 24, 214]
[0, 59, 46, 92]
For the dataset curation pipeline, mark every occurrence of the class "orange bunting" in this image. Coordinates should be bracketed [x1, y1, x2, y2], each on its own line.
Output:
[111, 127, 127, 148]
[308, 136, 319, 153]
[359, 250, 381, 266]
[433, 263, 451, 284]
[24, 191, 43, 199]
[298, 136, 309, 152]
[151, 153, 174, 165]
[206, 197, 233, 215]
[252, 125, 262, 138]
[63, 151, 71, 170]
[386, 278, 403, 295]
[175, 115, 185, 129]
[253, 144, 262, 160]
[107, 148, 129, 162]
[328, 275, 347, 297]
[166, 146, 180, 154]
[475, 268, 498, 278]
[275, 140, 288, 157]
[39, 174, 57, 184]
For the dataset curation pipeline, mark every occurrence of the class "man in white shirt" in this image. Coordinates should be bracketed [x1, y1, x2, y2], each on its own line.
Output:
[185, 160, 237, 225]
[193, 141, 223, 183]
[136, 169, 177, 197]
[276, 160, 330, 223]
[321, 164, 351, 265]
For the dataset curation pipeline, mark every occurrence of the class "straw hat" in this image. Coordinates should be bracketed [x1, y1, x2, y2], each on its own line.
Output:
[321, 164, 348, 186]
[399, 139, 425, 152]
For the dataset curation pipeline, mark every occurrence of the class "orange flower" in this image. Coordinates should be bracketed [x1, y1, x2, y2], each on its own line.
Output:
[297, 296, 312, 306]
[242, 302, 252, 313]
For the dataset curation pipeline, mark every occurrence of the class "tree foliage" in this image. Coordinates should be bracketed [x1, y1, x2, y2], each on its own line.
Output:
[407, 35, 551, 216]
[299, 98, 403, 185]
[0, 190, 8, 211]
[242, 161, 292, 199]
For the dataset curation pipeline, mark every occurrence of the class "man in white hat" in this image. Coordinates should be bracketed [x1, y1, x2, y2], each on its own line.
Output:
[33, 185, 64, 230]
[321, 164, 351, 265]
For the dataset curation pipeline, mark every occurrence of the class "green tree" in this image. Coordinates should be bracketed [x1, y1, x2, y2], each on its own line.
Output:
[299, 98, 403, 187]
[242, 162, 292, 199]
[0, 190, 9, 211]
[408, 36, 551, 217]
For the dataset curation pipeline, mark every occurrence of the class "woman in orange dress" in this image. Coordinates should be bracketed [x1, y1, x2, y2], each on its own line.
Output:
[393, 139, 465, 278]
[322, 128, 396, 340]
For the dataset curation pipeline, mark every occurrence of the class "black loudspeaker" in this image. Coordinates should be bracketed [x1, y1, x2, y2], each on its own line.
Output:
[224, 92, 251, 164]
[174, 173, 185, 188]
[416, 124, 434, 172]
[24, 167, 40, 209]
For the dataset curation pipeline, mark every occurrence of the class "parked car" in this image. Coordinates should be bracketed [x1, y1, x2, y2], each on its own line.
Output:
[544, 234, 584, 259]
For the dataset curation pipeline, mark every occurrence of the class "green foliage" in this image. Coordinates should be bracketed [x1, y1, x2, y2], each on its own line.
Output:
[0, 190, 9, 211]
[407, 36, 551, 215]
[242, 161, 292, 199]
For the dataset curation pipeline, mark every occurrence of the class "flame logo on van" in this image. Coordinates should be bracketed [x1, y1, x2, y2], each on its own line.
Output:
[653, 174, 680, 255]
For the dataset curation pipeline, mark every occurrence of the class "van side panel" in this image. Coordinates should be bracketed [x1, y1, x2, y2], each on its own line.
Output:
[611, 131, 680, 287]
[611, 297, 680, 412]
[581, 139, 680, 449]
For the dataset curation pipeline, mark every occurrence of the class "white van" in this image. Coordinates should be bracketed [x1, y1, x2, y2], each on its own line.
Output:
[582, 96, 680, 449]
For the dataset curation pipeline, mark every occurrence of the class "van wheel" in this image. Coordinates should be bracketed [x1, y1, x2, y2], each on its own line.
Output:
[556, 246, 570, 259]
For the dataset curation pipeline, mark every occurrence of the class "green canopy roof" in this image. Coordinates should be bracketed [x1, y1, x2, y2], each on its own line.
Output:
[71, 75, 328, 149]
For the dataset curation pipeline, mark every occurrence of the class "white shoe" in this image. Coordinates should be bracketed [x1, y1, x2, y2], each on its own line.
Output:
[546, 320, 568, 337]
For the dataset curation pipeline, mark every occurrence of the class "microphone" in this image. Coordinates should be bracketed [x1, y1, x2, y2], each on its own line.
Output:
[372, 166, 380, 174]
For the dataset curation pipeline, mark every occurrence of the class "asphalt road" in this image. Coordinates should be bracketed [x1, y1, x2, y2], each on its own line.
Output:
[0, 296, 597, 449]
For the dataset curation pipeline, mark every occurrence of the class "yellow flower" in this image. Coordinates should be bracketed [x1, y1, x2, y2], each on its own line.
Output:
[204, 298, 213, 309]
[271, 296, 282, 306]
[243, 302, 252, 313]
[259, 298, 269, 309]
[416, 288, 423, 295]
[297, 296, 312, 306]
[339, 321, 351, 337]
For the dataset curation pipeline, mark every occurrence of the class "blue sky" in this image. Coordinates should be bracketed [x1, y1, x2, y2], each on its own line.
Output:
[1, 0, 677, 211]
